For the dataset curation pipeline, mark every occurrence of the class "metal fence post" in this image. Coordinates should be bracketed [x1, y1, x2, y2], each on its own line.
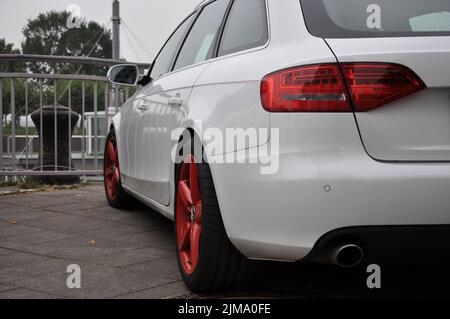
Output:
[10, 79, 16, 171]
[0, 79, 3, 171]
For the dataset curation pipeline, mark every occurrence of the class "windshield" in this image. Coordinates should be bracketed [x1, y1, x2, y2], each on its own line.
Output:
[300, 0, 450, 38]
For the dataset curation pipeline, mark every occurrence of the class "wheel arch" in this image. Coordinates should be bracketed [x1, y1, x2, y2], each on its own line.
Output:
[172, 126, 236, 250]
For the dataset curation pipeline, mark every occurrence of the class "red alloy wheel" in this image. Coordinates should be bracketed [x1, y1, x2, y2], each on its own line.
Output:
[104, 136, 121, 201]
[176, 155, 203, 275]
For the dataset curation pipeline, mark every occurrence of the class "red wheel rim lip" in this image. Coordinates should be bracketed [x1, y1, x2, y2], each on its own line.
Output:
[104, 136, 120, 201]
[176, 155, 202, 275]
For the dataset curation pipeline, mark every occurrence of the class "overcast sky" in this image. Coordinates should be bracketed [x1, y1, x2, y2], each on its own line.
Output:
[0, 0, 201, 63]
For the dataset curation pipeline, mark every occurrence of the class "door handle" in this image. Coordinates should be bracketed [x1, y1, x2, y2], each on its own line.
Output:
[168, 97, 183, 107]
[136, 103, 148, 112]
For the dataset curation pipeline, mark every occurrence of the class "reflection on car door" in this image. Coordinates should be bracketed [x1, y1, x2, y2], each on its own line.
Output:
[134, 0, 230, 205]
[135, 66, 209, 205]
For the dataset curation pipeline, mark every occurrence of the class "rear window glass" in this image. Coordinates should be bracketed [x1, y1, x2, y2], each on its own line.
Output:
[300, 0, 450, 38]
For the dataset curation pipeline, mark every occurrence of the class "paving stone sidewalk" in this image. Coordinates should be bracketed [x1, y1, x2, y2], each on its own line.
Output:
[1, 184, 448, 299]
[0, 184, 196, 299]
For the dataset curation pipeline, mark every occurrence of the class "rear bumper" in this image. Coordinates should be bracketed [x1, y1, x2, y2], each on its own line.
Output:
[304, 225, 450, 265]
[208, 113, 450, 262]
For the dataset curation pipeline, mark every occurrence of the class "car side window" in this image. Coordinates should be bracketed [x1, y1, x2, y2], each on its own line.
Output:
[150, 14, 195, 80]
[173, 0, 229, 71]
[218, 0, 268, 57]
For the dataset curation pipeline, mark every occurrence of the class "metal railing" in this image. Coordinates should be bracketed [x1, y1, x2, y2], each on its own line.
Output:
[0, 54, 150, 179]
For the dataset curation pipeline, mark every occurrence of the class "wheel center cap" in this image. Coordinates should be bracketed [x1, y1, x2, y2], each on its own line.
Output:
[190, 207, 196, 223]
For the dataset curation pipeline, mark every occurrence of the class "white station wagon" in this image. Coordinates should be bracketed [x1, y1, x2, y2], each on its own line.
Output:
[105, 0, 450, 292]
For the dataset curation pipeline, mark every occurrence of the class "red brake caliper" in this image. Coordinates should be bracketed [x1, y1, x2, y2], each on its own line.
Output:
[176, 155, 202, 275]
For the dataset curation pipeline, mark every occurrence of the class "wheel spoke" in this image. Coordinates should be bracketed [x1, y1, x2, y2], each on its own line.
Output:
[108, 142, 116, 162]
[113, 168, 120, 183]
[194, 202, 202, 223]
[189, 160, 201, 205]
[178, 180, 193, 211]
[109, 181, 117, 198]
[110, 174, 118, 191]
[105, 166, 114, 177]
[190, 222, 201, 267]
[179, 222, 191, 251]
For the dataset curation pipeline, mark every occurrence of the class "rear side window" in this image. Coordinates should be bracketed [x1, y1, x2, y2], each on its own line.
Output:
[218, 0, 268, 56]
[150, 14, 195, 79]
[173, 0, 229, 71]
[300, 0, 450, 38]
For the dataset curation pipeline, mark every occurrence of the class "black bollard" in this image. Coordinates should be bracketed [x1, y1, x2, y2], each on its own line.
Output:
[30, 105, 80, 184]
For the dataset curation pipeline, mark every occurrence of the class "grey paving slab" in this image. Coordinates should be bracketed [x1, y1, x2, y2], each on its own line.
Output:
[0, 224, 42, 239]
[18, 213, 122, 234]
[0, 257, 73, 284]
[120, 257, 182, 281]
[0, 201, 14, 210]
[13, 263, 177, 298]
[112, 226, 175, 250]
[0, 288, 62, 299]
[0, 283, 17, 292]
[0, 194, 81, 209]
[90, 247, 174, 268]
[0, 206, 54, 222]
[0, 229, 73, 247]
[0, 248, 15, 256]
[47, 200, 108, 214]
[0, 252, 50, 270]
[28, 236, 140, 261]
[116, 281, 194, 299]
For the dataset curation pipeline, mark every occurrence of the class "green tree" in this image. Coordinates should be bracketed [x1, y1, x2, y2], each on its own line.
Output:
[1, 38, 26, 120]
[21, 11, 112, 76]
[0, 38, 26, 73]
[19, 11, 115, 115]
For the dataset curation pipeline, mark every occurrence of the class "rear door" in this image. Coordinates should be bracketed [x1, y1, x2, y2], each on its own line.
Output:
[301, 0, 450, 162]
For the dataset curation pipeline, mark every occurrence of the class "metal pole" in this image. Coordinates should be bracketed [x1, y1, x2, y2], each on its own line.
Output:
[10, 79, 16, 171]
[54, 81, 58, 171]
[0, 80, 3, 171]
[25, 80, 28, 169]
[112, 0, 121, 109]
[94, 81, 98, 170]
[81, 81, 85, 171]
[39, 80, 43, 171]
[68, 83, 72, 171]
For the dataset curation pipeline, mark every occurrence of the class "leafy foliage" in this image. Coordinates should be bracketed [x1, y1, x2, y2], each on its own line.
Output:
[21, 11, 112, 75]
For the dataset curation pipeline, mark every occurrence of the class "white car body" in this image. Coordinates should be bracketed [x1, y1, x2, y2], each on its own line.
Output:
[111, 0, 450, 262]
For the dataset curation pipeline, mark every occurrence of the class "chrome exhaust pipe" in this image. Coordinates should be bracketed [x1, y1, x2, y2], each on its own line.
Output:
[314, 243, 364, 268]
[331, 244, 364, 268]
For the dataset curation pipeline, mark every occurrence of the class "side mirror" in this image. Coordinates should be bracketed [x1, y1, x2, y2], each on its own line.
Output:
[107, 64, 139, 86]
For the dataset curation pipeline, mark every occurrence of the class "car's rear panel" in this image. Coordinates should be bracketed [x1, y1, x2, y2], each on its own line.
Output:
[299, 0, 450, 162]
[326, 37, 450, 162]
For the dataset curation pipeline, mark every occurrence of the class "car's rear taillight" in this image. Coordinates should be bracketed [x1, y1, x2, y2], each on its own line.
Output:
[260, 64, 351, 112]
[340, 63, 426, 112]
[261, 63, 426, 112]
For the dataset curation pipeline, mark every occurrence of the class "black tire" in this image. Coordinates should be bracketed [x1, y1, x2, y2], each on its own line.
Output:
[174, 137, 249, 293]
[104, 129, 134, 209]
